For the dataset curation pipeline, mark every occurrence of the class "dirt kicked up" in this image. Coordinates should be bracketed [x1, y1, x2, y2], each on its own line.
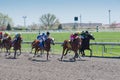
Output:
[0, 52, 120, 80]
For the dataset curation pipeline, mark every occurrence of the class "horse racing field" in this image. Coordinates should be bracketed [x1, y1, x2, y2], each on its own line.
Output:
[0, 52, 120, 80]
[18, 31, 120, 57]
[0, 31, 120, 80]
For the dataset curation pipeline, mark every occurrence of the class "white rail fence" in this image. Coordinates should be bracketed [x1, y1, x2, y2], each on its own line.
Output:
[22, 42, 120, 57]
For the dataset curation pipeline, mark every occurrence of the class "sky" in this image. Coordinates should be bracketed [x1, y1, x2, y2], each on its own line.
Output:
[0, 0, 120, 26]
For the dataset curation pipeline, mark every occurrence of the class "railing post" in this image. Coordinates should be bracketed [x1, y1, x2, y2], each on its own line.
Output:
[102, 45, 105, 57]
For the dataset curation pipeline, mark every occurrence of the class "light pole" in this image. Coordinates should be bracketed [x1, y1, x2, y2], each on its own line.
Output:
[23, 16, 27, 27]
[108, 10, 111, 25]
[80, 14, 82, 27]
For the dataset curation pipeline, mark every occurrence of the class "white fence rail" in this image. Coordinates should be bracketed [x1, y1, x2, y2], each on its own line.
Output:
[23, 41, 120, 45]
[22, 41, 120, 57]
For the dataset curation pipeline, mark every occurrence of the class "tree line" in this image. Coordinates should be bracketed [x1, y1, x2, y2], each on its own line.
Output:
[0, 12, 63, 31]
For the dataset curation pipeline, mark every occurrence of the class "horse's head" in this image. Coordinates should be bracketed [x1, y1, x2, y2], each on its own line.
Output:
[16, 37, 22, 44]
[46, 37, 55, 45]
[87, 34, 95, 40]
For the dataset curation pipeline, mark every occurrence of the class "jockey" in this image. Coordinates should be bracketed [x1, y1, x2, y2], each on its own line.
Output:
[70, 33, 79, 43]
[41, 32, 47, 48]
[85, 31, 90, 35]
[45, 31, 50, 40]
[70, 33, 74, 41]
[42, 33, 46, 41]
[2, 32, 11, 45]
[3, 32, 10, 40]
[36, 33, 45, 48]
[12, 33, 22, 45]
[73, 33, 79, 40]
[80, 31, 86, 39]
[37, 33, 42, 40]
[70, 32, 79, 42]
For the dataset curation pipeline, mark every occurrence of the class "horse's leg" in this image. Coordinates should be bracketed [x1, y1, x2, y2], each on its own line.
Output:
[33, 50, 36, 57]
[89, 48, 92, 57]
[78, 49, 82, 59]
[72, 51, 78, 61]
[14, 50, 17, 59]
[64, 49, 69, 56]
[81, 49, 85, 57]
[5, 48, 8, 56]
[46, 51, 49, 60]
[60, 48, 66, 61]
[8, 47, 11, 55]
[40, 49, 43, 57]
[17, 49, 21, 56]
[33, 48, 37, 57]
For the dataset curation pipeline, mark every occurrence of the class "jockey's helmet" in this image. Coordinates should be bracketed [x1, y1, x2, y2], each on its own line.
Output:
[76, 31, 80, 35]
[85, 31, 89, 33]
[46, 32, 50, 35]
[15, 33, 21, 37]
[42, 33, 45, 36]
[4, 32, 9, 36]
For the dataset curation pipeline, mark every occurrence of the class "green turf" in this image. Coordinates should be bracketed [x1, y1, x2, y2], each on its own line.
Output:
[8, 31, 120, 57]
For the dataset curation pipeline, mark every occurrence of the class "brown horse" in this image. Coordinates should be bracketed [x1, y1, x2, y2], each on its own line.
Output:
[32, 37, 55, 60]
[12, 37, 22, 58]
[2, 36, 12, 56]
[60, 37, 82, 61]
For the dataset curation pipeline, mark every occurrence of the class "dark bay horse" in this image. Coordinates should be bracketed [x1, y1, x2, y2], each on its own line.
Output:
[12, 37, 23, 58]
[32, 37, 55, 60]
[2, 36, 12, 55]
[60, 37, 82, 61]
[80, 34, 95, 57]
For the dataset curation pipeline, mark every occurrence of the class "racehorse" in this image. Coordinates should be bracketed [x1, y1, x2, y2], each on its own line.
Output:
[2, 36, 12, 55]
[60, 37, 82, 61]
[12, 37, 22, 58]
[79, 33, 95, 57]
[32, 37, 55, 60]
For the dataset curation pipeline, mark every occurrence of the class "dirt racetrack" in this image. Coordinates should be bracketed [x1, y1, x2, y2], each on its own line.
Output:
[0, 52, 120, 80]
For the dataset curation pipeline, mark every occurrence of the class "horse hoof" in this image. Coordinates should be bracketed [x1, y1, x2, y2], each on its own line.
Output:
[8, 53, 11, 55]
[17, 54, 21, 56]
[82, 54, 85, 57]
[57, 58, 62, 61]
[69, 58, 76, 62]
[13, 57, 16, 59]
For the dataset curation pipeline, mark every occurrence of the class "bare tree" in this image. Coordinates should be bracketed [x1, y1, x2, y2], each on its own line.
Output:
[39, 13, 59, 29]
[0, 12, 13, 30]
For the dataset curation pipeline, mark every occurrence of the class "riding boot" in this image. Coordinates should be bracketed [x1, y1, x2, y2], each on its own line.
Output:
[42, 41, 44, 48]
